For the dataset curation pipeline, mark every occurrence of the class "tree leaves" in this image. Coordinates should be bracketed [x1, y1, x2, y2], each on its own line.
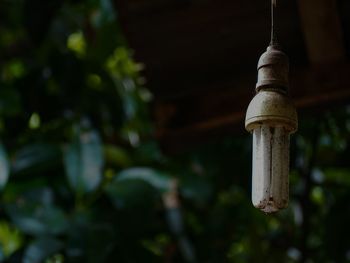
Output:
[11, 143, 61, 175]
[116, 168, 173, 192]
[105, 179, 158, 209]
[4, 187, 68, 238]
[64, 129, 104, 195]
[0, 221, 23, 259]
[0, 144, 10, 190]
[6, 203, 68, 236]
[23, 237, 63, 263]
[104, 145, 132, 168]
[0, 88, 21, 116]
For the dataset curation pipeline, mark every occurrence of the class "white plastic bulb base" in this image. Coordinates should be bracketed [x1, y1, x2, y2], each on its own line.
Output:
[252, 124, 290, 213]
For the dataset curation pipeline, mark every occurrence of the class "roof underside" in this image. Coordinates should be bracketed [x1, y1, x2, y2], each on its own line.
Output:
[115, 0, 350, 151]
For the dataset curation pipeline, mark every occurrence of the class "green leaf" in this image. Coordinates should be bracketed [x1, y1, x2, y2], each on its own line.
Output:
[23, 237, 63, 263]
[64, 129, 104, 194]
[323, 168, 350, 185]
[6, 203, 68, 236]
[116, 168, 173, 192]
[0, 88, 21, 117]
[0, 144, 10, 190]
[105, 168, 173, 209]
[105, 179, 158, 209]
[7, 206, 67, 236]
[0, 247, 5, 262]
[94, 0, 116, 26]
[65, 211, 91, 259]
[104, 145, 132, 168]
[86, 224, 115, 263]
[180, 176, 212, 204]
[0, 221, 23, 258]
[11, 143, 61, 175]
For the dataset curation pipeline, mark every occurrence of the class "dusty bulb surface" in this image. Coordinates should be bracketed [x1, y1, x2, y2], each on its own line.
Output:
[245, 41, 297, 214]
[252, 124, 290, 213]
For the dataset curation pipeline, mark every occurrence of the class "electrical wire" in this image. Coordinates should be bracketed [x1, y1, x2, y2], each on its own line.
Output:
[270, 0, 277, 45]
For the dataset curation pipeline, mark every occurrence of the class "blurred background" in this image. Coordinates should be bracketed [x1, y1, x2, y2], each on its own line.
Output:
[0, 0, 350, 262]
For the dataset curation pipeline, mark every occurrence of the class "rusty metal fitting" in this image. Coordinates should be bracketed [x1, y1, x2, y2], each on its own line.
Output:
[246, 45, 297, 133]
[245, 90, 298, 133]
[256, 45, 289, 92]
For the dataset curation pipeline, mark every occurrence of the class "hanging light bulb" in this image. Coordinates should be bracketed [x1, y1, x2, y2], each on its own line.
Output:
[245, 0, 298, 213]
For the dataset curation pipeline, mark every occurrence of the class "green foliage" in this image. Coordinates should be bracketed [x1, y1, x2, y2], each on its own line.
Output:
[0, 222, 23, 259]
[116, 168, 173, 193]
[0, 144, 10, 190]
[12, 144, 61, 175]
[0, 0, 350, 262]
[64, 127, 104, 195]
[4, 187, 67, 238]
[24, 237, 63, 263]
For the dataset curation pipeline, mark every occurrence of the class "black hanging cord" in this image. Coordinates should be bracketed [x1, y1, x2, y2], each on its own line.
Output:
[270, 0, 277, 46]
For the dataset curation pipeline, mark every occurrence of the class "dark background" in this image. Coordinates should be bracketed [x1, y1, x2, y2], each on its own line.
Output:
[0, 0, 350, 262]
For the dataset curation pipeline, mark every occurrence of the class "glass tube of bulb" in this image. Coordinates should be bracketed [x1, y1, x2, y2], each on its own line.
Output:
[252, 124, 290, 213]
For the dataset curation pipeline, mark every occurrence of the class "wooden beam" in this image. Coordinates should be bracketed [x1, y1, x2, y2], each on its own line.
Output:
[115, 0, 350, 152]
[156, 64, 350, 143]
[297, 0, 346, 64]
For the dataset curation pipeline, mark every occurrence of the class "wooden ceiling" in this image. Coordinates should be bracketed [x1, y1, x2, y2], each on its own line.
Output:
[115, 0, 350, 151]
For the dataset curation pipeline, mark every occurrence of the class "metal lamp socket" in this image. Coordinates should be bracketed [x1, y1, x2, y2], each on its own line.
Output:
[245, 90, 298, 132]
[246, 45, 298, 132]
[256, 45, 289, 92]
